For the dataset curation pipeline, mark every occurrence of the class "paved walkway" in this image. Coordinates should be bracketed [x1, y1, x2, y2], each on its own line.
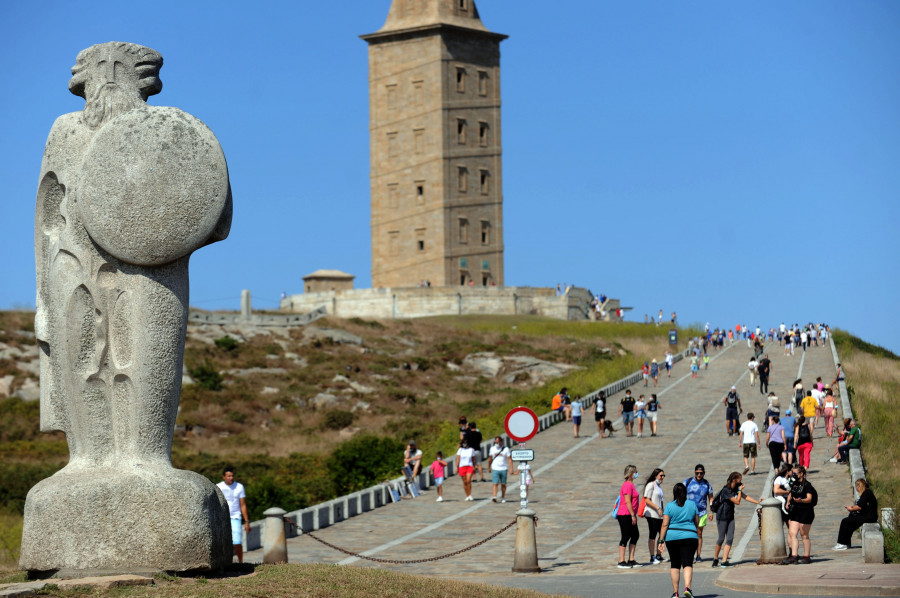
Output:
[245, 337, 898, 595]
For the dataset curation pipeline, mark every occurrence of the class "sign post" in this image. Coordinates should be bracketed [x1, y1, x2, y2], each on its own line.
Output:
[504, 407, 540, 573]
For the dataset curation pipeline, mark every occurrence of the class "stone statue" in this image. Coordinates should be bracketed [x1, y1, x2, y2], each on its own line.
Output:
[20, 42, 233, 575]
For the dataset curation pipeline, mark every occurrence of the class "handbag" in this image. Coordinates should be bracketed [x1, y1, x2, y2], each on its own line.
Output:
[637, 496, 647, 518]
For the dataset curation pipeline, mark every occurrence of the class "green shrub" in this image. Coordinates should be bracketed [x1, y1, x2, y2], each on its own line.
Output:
[349, 317, 385, 329]
[214, 335, 239, 352]
[323, 409, 354, 430]
[327, 435, 404, 495]
[189, 362, 223, 391]
[227, 410, 246, 424]
[0, 510, 23, 568]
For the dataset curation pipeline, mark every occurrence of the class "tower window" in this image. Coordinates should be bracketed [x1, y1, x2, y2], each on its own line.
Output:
[415, 180, 425, 204]
[387, 132, 398, 157]
[479, 122, 488, 147]
[413, 80, 424, 107]
[389, 231, 399, 255]
[457, 166, 468, 192]
[479, 169, 489, 194]
[387, 183, 399, 208]
[386, 84, 397, 110]
[459, 0, 468, 11]
[478, 71, 488, 96]
[414, 128, 425, 154]
[457, 119, 467, 144]
[416, 228, 426, 252]
[481, 221, 490, 245]
[456, 67, 466, 93]
[458, 218, 468, 243]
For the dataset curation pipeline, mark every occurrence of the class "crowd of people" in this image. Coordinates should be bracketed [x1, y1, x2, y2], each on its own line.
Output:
[396, 321, 870, 590]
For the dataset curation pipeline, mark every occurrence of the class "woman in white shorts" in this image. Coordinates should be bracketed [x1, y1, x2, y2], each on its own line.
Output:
[646, 394, 660, 436]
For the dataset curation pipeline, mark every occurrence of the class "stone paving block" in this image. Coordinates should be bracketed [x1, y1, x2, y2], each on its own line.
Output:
[55, 575, 153, 591]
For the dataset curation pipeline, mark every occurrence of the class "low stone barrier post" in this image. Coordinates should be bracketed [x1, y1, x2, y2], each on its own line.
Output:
[758, 498, 787, 563]
[512, 509, 539, 573]
[262, 507, 288, 564]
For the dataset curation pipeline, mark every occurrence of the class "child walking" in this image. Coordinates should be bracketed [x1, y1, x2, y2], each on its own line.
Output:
[429, 452, 448, 502]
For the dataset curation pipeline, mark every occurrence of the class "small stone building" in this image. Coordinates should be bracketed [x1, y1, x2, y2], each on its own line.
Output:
[303, 270, 355, 294]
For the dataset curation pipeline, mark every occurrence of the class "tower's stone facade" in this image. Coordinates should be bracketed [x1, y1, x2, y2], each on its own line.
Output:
[362, 0, 506, 288]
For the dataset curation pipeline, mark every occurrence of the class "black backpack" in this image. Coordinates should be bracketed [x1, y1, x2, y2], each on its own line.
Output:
[726, 391, 738, 405]
[710, 488, 725, 513]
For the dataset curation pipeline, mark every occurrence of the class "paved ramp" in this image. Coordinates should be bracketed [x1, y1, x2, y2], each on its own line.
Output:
[245, 337, 862, 580]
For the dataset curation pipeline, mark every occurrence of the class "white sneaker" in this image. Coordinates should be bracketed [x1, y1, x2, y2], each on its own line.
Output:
[466, 495, 473, 501]
[829, 457, 838, 463]
[501, 498, 507, 503]
[832, 543, 848, 550]
[436, 496, 443, 502]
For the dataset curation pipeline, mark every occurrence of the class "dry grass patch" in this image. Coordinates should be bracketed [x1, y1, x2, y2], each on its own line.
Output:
[32, 564, 571, 598]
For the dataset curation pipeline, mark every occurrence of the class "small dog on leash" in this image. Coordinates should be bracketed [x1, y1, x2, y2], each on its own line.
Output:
[603, 421, 616, 437]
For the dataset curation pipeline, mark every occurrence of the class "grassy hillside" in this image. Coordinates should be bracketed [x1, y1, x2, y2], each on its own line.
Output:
[832, 330, 900, 561]
[0, 310, 689, 569]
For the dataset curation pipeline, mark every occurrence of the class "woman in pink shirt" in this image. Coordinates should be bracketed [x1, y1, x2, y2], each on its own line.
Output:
[617, 464, 642, 568]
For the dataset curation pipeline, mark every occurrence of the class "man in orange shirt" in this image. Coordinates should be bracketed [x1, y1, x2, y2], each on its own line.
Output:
[551, 387, 568, 414]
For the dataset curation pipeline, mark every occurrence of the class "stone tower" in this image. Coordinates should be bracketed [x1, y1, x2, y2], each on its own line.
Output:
[362, 0, 506, 288]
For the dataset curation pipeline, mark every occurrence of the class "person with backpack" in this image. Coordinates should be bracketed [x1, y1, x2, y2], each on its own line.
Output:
[795, 415, 814, 468]
[684, 465, 714, 562]
[711, 472, 762, 567]
[616, 464, 642, 568]
[723, 386, 742, 436]
[783, 465, 817, 564]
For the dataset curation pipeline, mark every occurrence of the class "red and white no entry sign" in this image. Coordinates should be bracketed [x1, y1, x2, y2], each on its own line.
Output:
[504, 406, 539, 443]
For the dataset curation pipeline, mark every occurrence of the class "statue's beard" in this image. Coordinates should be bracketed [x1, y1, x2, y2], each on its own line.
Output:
[83, 83, 143, 130]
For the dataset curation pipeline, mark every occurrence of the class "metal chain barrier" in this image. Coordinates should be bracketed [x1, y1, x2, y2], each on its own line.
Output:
[301, 519, 518, 564]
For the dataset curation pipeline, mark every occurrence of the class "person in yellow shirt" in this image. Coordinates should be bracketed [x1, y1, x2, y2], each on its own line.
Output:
[800, 391, 818, 440]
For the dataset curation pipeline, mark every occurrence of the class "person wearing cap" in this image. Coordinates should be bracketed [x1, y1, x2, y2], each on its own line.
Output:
[780, 408, 797, 465]
[683, 465, 714, 562]
[723, 386, 742, 436]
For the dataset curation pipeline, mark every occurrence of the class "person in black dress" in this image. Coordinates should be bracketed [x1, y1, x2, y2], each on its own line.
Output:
[834, 478, 878, 550]
[783, 465, 817, 564]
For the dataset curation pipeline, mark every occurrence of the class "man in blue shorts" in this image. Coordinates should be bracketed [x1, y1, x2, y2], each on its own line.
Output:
[217, 466, 250, 563]
[619, 390, 636, 437]
[684, 464, 714, 562]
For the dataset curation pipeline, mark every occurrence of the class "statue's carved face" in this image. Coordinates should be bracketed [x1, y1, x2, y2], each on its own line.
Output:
[68, 42, 163, 128]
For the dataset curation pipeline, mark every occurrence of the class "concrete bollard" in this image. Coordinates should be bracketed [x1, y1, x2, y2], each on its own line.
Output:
[512, 509, 540, 573]
[758, 498, 787, 564]
[262, 507, 288, 564]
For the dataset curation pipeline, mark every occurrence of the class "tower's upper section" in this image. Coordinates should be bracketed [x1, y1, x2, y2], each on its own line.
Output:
[363, 0, 506, 41]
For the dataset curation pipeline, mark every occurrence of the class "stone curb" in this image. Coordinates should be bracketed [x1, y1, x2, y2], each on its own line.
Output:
[716, 564, 900, 596]
[0, 574, 153, 597]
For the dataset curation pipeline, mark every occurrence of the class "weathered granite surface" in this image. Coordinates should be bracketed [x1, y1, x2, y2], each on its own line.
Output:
[21, 41, 232, 575]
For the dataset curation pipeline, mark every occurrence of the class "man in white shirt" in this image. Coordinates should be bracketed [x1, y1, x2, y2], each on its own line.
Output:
[488, 437, 511, 503]
[217, 466, 250, 563]
[738, 414, 760, 475]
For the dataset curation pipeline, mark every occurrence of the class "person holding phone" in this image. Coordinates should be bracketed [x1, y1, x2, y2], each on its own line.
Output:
[712, 472, 761, 567]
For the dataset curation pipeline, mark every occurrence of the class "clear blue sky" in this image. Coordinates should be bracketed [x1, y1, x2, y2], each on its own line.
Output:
[2, 1, 898, 354]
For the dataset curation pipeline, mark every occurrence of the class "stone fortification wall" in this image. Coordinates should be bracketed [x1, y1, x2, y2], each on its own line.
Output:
[280, 286, 593, 320]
